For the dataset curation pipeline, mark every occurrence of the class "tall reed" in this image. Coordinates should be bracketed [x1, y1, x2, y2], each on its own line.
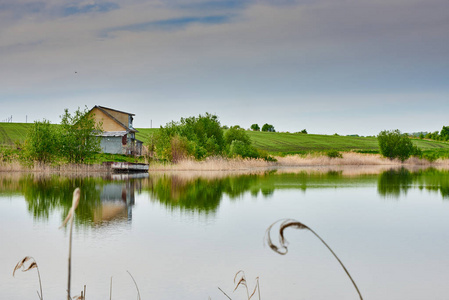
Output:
[60, 187, 81, 300]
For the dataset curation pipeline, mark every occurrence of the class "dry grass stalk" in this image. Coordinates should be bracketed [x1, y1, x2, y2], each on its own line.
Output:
[12, 256, 44, 300]
[60, 188, 81, 300]
[265, 219, 363, 299]
[127, 270, 141, 300]
[233, 270, 260, 300]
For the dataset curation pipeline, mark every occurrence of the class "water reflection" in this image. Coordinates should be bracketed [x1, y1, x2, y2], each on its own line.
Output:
[5, 174, 141, 226]
[1, 167, 449, 226]
[377, 168, 449, 199]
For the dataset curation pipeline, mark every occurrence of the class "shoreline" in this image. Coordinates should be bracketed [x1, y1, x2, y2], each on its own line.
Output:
[1, 153, 449, 174]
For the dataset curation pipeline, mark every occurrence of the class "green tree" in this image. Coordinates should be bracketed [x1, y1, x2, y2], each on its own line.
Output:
[250, 124, 260, 131]
[224, 126, 251, 146]
[24, 120, 58, 163]
[440, 126, 449, 141]
[262, 123, 275, 132]
[153, 113, 225, 161]
[377, 129, 420, 162]
[59, 107, 102, 163]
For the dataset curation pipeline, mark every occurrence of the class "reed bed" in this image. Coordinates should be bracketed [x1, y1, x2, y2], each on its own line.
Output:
[149, 152, 449, 172]
[0, 161, 110, 174]
[149, 156, 275, 171]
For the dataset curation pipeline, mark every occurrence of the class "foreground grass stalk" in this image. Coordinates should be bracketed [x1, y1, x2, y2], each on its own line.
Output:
[127, 270, 141, 300]
[60, 188, 80, 300]
[13, 256, 44, 300]
[265, 219, 363, 300]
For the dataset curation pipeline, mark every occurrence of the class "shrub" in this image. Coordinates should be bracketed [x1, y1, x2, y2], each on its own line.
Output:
[229, 140, 259, 158]
[224, 126, 251, 146]
[24, 119, 59, 163]
[152, 113, 225, 161]
[377, 129, 420, 162]
[326, 150, 343, 159]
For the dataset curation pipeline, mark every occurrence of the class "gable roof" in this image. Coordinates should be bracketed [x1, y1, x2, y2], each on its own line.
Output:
[96, 106, 135, 116]
[90, 105, 138, 133]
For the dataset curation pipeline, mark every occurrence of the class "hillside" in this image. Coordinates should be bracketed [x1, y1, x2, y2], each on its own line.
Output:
[2, 123, 449, 155]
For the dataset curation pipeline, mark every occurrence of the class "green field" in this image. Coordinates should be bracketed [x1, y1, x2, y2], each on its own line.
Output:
[2, 123, 449, 155]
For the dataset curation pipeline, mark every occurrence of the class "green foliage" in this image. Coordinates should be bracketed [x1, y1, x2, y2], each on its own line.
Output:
[148, 114, 271, 162]
[229, 140, 259, 158]
[250, 124, 260, 131]
[24, 120, 59, 163]
[224, 126, 251, 146]
[261, 123, 275, 132]
[326, 150, 343, 159]
[301, 129, 308, 134]
[152, 113, 225, 161]
[377, 129, 420, 162]
[23, 107, 102, 164]
[59, 107, 102, 163]
[423, 152, 439, 162]
[440, 126, 449, 141]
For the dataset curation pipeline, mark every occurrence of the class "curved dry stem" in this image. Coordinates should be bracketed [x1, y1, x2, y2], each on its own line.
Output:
[127, 270, 141, 300]
[12, 256, 44, 300]
[265, 219, 363, 300]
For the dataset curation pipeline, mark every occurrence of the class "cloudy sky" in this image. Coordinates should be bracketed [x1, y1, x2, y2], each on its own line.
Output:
[1, 0, 448, 135]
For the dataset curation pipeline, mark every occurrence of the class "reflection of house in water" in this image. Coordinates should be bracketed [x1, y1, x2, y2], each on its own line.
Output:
[94, 180, 142, 224]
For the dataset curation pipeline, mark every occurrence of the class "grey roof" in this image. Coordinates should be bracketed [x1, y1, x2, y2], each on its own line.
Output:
[97, 105, 135, 116]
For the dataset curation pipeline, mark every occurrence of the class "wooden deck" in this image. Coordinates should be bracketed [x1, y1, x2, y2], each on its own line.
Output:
[110, 162, 149, 173]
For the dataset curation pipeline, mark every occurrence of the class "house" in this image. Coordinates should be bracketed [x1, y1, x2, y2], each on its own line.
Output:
[88, 106, 143, 155]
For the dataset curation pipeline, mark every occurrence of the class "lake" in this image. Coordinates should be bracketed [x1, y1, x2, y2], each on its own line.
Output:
[1, 166, 449, 299]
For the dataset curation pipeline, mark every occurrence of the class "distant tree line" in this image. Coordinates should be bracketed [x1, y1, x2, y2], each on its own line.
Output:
[419, 126, 449, 141]
[251, 123, 275, 132]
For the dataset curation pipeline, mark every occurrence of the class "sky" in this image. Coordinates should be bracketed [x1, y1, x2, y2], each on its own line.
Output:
[1, 0, 448, 136]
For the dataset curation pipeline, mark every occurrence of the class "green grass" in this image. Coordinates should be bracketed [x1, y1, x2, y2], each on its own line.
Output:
[135, 128, 158, 142]
[2, 123, 449, 156]
[246, 131, 449, 155]
[0, 123, 33, 144]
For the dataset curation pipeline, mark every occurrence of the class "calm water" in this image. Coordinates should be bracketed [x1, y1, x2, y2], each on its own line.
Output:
[1, 167, 449, 299]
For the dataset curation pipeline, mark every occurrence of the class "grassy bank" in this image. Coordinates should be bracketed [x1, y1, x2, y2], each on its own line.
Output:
[2, 123, 449, 158]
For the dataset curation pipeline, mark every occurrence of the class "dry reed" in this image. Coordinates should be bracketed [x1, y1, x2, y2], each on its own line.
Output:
[149, 153, 449, 172]
[265, 219, 363, 300]
[12, 256, 44, 300]
[233, 271, 260, 300]
[59, 188, 81, 300]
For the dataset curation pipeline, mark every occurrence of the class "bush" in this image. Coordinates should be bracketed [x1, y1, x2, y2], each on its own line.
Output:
[152, 113, 225, 161]
[224, 126, 251, 146]
[229, 140, 258, 158]
[24, 119, 59, 163]
[326, 150, 343, 159]
[377, 130, 420, 162]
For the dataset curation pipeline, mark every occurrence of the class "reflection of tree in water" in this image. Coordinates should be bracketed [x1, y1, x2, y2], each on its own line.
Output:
[144, 174, 262, 214]
[20, 175, 103, 226]
[377, 168, 414, 198]
[378, 168, 449, 199]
